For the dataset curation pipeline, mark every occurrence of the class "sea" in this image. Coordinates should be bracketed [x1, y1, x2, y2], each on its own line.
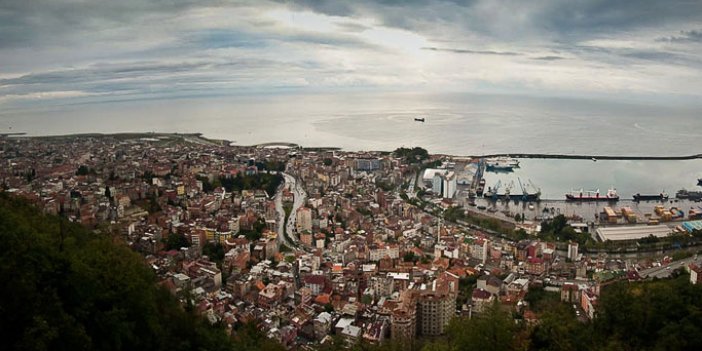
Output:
[2, 91, 701, 199]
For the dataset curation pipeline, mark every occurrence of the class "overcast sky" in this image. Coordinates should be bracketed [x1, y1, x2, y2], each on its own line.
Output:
[2, 0, 702, 110]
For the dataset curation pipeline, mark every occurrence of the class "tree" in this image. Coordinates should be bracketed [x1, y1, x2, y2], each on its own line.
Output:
[444, 302, 517, 351]
[164, 233, 190, 250]
[76, 165, 91, 176]
[202, 242, 225, 266]
[0, 193, 268, 351]
[104, 186, 112, 200]
[403, 252, 418, 263]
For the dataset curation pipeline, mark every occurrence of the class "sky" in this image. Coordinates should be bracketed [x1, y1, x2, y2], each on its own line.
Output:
[2, 0, 702, 113]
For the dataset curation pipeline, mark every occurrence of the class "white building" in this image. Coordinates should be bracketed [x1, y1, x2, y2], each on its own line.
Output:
[567, 242, 579, 261]
[442, 171, 456, 199]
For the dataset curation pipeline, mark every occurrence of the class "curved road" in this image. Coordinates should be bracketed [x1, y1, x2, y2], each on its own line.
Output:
[274, 173, 308, 250]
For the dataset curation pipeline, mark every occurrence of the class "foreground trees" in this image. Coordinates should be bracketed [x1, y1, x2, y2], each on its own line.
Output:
[0, 194, 281, 351]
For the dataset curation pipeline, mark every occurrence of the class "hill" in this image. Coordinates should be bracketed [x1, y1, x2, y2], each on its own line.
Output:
[0, 193, 279, 351]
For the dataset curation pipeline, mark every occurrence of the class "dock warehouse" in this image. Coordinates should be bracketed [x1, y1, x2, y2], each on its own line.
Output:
[596, 225, 672, 242]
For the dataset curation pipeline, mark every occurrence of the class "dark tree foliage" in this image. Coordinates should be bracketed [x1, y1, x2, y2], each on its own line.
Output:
[199, 173, 283, 197]
[164, 233, 191, 250]
[393, 147, 429, 164]
[219, 173, 283, 197]
[539, 214, 590, 245]
[0, 194, 249, 351]
[76, 165, 94, 176]
[255, 160, 286, 172]
[202, 241, 225, 266]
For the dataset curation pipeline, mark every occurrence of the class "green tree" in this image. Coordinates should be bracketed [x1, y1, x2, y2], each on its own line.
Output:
[0, 193, 267, 351]
[164, 233, 190, 250]
[444, 302, 517, 351]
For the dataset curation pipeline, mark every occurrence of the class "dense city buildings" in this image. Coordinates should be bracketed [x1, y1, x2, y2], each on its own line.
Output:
[1, 133, 697, 349]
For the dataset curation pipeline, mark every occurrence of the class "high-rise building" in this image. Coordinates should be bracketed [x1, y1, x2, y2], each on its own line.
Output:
[296, 207, 312, 233]
[416, 272, 459, 336]
[391, 290, 418, 346]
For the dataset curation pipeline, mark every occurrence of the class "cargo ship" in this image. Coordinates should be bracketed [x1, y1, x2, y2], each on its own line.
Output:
[565, 188, 619, 201]
[676, 189, 702, 200]
[485, 157, 519, 171]
[484, 179, 541, 202]
[633, 192, 669, 202]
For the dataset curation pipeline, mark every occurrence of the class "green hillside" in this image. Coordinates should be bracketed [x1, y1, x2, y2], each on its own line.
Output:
[0, 193, 277, 351]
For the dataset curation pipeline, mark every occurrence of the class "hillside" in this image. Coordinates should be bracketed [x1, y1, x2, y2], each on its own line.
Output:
[0, 193, 265, 351]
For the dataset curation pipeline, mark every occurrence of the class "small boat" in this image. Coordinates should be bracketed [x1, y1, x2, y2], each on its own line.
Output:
[414, 117, 425, 122]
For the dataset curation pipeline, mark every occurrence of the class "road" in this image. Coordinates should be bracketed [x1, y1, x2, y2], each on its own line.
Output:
[274, 172, 308, 249]
[638, 255, 697, 279]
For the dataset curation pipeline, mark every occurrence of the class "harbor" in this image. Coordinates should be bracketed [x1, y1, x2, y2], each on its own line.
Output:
[450, 157, 702, 225]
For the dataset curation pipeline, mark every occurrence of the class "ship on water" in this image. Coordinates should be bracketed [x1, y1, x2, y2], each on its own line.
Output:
[485, 157, 519, 171]
[633, 192, 669, 202]
[677, 189, 702, 201]
[414, 117, 425, 122]
[565, 188, 619, 201]
[698, 178, 702, 186]
[484, 178, 540, 202]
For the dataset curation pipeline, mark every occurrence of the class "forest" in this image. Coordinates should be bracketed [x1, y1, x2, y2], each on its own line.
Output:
[0, 193, 283, 351]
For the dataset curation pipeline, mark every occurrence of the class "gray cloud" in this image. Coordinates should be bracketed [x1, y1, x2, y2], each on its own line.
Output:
[422, 47, 520, 56]
[2, 0, 702, 108]
[657, 29, 702, 43]
[532, 56, 566, 61]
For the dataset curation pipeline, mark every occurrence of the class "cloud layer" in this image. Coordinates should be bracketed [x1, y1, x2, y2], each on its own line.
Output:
[1, 0, 702, 109]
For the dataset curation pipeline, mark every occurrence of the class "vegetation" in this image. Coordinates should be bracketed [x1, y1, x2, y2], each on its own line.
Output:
[0, 193, 281, 351]
[422, 274, 702, 351]
[164, 233, 191, 250]
[254, 160, 286, 172]
[76, 165, 97, 176]
[202, 241, 226, 267]
[539, 214, 591, 246]
[198, 173, 284, 197]
[394, 147, 429, 164]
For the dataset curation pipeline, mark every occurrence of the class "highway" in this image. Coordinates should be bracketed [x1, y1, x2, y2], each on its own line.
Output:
[638, 255, 698, 279]
[274, 172, 308, 250]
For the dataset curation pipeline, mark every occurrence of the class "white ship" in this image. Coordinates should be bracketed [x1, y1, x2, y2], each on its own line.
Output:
[485, 157, 520, 170]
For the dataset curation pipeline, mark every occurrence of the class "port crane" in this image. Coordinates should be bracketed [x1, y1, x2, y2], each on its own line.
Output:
[504, 180, 515, 197]
[518, 177, 527, 201]
[487, 180, 501, 200]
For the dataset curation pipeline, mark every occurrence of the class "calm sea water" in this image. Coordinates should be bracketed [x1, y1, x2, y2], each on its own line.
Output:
[3, 92, 701, 156]
[481, 158, 702, 200]
[4, 92, 701, 199]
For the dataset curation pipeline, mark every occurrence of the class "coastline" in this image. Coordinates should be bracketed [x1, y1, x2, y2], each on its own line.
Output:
[8, 131, 702, 161]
